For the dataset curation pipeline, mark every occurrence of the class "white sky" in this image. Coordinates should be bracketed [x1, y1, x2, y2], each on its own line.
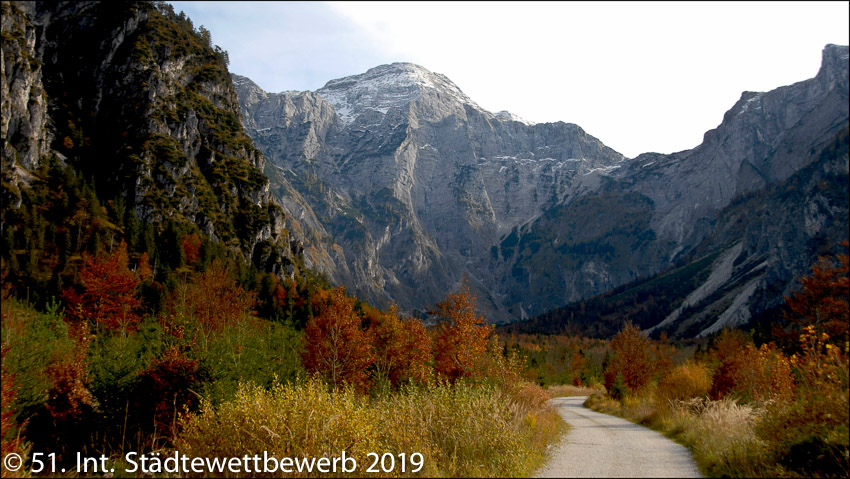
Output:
[169, 1, 849, 158]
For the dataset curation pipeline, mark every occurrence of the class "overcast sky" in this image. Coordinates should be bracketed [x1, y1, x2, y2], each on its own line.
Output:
[169, 1, 849, 158]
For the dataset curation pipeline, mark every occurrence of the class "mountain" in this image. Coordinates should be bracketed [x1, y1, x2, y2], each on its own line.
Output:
[507, 44, 850, 337]
[235, 46, 848, 334]
[234, 63, 626, 321]
[1, 1, 303, 299]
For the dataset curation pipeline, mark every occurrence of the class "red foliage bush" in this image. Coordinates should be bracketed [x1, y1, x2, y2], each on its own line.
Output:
[709, 330, 794, 403]
[302, 287, 374, 389]
[60, 241, 141, 333]
[132, 346, 202, 439]
[369, 305, 432, 386]
[604, 322, 665, 394]
[180, 234, 202, 266]
[432, 279, 494, 381]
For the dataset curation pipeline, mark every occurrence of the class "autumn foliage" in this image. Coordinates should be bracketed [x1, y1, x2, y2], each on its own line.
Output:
[180, 233, 202, 266]
[603, 321, 667, 394]
[302, 287, 374, 389]
[132, 346, 202, 438]
[433, 280, 495, 381]
[368, 305, 432, 386]
[588, 246, 849, 478]
[167, 259, 257, 340]
[61, 241, 141, 333]
[779, 246, 849, 354]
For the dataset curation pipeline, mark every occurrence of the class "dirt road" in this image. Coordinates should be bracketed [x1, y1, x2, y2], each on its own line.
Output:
[536, 396, 703, 478]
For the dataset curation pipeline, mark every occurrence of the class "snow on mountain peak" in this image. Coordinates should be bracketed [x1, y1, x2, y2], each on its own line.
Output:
[316, 62, 479, 125]
[495, 110, 536, 126]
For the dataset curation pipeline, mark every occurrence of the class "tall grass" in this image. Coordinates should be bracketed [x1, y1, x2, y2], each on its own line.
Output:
[585, 392, 768, 477]
[176, 377, 564, 477]
[586, 350, 849, 477]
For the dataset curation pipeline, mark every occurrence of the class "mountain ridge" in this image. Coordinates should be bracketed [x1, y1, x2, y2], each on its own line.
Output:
[234, 44, 848, 334]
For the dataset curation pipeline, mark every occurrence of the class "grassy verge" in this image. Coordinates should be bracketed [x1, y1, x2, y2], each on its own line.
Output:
[174, 377, 566, 477]
[585, 383, 848, 478]
[585, 389, 766, 477]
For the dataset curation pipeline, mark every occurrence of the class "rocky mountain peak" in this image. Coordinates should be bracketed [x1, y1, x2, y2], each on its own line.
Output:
[315, 62, 479, 125]
[817, 44, 850, 91]
[495, 110, 536, 125]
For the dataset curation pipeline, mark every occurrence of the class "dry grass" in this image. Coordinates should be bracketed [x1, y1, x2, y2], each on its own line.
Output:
[175, 377, 565, 477]
[586, 392, 772, 477]
[547, 384, 605, 398]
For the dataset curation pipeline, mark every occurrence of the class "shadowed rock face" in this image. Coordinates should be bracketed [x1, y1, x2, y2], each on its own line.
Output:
[2, 2, 300, 274]
[235, 46, 848, 332]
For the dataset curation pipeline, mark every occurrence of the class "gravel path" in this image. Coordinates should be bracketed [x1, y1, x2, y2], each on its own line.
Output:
[536, 396, 703, 478]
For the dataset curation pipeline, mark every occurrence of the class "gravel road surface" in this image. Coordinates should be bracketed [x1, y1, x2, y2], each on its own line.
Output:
[536, 396, 703, 478]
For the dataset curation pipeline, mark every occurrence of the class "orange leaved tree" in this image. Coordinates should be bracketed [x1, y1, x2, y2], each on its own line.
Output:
[432, 279, 494, 381]
[779, 246, 849, 355]
[369, 305, 432, 387]
[604, 321, 664, 395]
[302, 287, 374, 389]
[166, 259, 257, 349]
[180, 233, 202, 266]
[61, 240, 141, 334]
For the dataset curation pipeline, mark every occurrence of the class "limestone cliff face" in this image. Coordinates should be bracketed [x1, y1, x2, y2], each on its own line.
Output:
[1, 1, 299, 274]
[235, 47, 848, 330]
[1, 1, 50, 202]
[234, 64, 624, 320]
[510, 44, 849, 333]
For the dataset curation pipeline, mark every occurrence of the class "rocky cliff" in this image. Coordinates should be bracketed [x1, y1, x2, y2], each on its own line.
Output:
[234, 63, 625, 320]
[1, 1, 299, 274]
[1, 1, 49, 202]
[502, 44, 849, 333]
[236, 46, 848, 332]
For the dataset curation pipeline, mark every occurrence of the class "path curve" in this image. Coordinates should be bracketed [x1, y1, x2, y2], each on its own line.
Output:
[536, 396, 703, 478]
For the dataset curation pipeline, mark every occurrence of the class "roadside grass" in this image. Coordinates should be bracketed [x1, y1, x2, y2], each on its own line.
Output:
[176, 377, 566, 477]
[587, 390, 772, 477]
[585, 374, 849, 478]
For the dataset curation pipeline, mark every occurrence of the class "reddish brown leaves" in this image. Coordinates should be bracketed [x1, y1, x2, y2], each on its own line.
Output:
[137, 252, 153, 282]
[180, 233, 202, 266]
[781, 246, 849, 353]
[604, 321, 666, 393]
[168, 260, 257, 337]
[302, 287, 374, 389]
[433, 280, 494, 381]
[45, 323, 94, 426]
[133, 346, 201, 438]
[61, 241, 141, 333]
[369, 305, 432, 386]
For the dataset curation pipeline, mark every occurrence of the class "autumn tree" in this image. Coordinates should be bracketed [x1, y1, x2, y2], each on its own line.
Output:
[61, 240, 141, 334]
[708, 329, 793, 403]
[165, 259, 256, 349]
[604, 321, 665, 394]
[368, 305, 432, 387]
[132, 346, 202, 439]
[302, 287, 374, 389]
[432, 279, 494, 381]
[778, 245, 849, 355]
[180, 233, 202, 266]
[136, 252, 153, 282]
